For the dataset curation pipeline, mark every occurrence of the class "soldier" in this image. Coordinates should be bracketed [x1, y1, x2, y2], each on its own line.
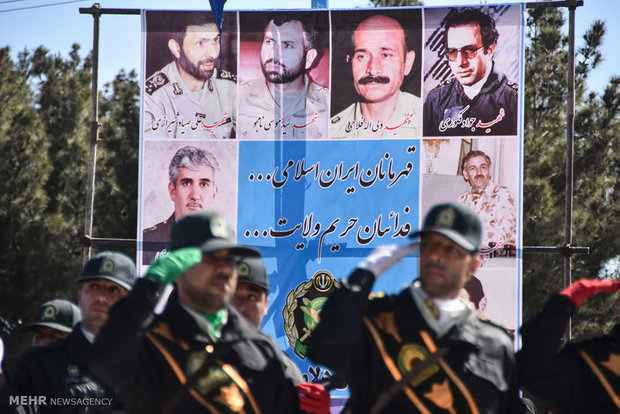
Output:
[144, 12, 236, 138]
[308, 202, 525, 413]
[423, 7, 518, 136]
[20, 299, 81, 347]
[92, 211, 329, 413]
[237, 13, 329, 139]
[518, 278, 620, 413]
[230, 257, 331, 413]
[457, 149, 517, 249]
[231, 257, 270, 328]
[6, 251, 137, 413]
[142, 145, 219, 264]
[330, 14, 422, 139]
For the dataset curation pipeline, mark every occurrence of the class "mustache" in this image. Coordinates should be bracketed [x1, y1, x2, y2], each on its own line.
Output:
[358, 75, 390, 85]
[263, 58, 285, 68]
[199, 57, 217, 65]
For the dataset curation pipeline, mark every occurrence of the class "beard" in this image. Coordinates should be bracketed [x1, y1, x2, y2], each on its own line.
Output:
[261, 56, 305, 84]
[179, 49, 218, 82]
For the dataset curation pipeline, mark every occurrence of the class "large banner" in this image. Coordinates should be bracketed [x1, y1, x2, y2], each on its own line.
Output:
[138, 4, 524, 404]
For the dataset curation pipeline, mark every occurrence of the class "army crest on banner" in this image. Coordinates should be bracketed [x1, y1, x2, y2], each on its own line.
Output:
[283, 271, 341, 359]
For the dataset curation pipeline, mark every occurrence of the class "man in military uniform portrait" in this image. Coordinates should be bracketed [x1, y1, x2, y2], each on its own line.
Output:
[330, 10, 422, 139]
[457, 149, 516, 249]
[423, 7, 519, 136]
[237, 12, 329, 139]
[142, 145, 220, 264]
[143, 11, 237, 139]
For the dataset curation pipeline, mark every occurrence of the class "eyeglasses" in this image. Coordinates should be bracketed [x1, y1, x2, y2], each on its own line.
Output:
[446, 45, 484, 62]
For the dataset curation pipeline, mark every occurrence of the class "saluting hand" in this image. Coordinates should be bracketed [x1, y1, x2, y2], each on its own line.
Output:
[358, 243, 419, 279]
[559, 278, 620, 307]
[145, 247, 203, 285]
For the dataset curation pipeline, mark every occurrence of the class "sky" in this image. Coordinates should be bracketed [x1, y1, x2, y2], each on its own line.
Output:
[0, 0, 618, 94]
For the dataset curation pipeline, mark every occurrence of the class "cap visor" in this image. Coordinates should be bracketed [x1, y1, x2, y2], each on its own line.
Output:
[409, 228, 477, 253]
[200, 239, 261, 257]
[20, 322, 73, 334]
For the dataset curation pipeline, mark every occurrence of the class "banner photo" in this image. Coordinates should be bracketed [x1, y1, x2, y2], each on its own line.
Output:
[138, 4, 524, 404]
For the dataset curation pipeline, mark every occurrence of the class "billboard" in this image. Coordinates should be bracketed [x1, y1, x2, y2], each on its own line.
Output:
[138, 4, 524, 406]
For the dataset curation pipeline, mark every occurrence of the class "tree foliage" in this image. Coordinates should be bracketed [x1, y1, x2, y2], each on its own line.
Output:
[523, 7, 620, 339]
[0, 46, 139, 367]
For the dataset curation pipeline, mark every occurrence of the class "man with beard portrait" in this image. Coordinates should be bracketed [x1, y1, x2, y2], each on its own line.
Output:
[237, 12, 329, 139]
[144, 12, 236, 139]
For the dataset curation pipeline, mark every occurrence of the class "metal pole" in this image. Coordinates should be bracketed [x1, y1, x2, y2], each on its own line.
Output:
[564, 2, 577, 341]
[83, 3, 101, 264]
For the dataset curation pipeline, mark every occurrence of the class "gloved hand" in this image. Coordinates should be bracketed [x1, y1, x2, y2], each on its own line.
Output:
[358, 243, 419, 279]
[145, 247, 202, 285]
[559, 278, 620, 307]
[297, 383, 330, 414]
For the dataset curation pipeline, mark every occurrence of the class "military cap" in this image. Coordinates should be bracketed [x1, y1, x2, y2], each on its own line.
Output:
[76, 251, 137, 291]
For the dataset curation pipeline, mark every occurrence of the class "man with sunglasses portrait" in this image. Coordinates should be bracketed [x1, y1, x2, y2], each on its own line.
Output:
[423, 8, 518, 136]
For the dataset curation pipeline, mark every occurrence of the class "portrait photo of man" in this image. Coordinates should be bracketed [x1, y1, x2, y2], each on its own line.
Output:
[237, 11, 329, 140]
[420, 137, 518, 253]
[330, 9, 422, 139]
[423, 6, 520, 136]
[141, 142, 238, 264]
[457, 149, 517, 249]
[143, 11, 237, 139]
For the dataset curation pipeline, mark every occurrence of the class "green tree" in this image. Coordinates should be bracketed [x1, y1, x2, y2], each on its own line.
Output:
[92, 69, 140, 259]
[523, 6, 620, 339]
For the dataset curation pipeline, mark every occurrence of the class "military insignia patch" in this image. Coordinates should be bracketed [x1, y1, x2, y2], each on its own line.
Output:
[145, 73, 169, 95]
[283, 271, 341, 359]
[41, 305, 57, 321]
[100, 258, 115, 274]
[397, 343, 439, 387]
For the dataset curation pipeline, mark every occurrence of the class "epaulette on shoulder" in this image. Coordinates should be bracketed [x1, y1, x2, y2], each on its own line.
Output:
[479, 317, 515, 338]
[145, 72, 169, 96]
[219, 70, 237, 82]
[367, 292, 394, 316]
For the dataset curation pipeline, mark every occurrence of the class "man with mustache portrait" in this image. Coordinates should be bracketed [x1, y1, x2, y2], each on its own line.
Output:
[237, 12, 329, 139]
[457, 150, 516, 250]
[143, 145, 220, 264]
[330, 12, 422, 139]
[143, 12, 236, 138]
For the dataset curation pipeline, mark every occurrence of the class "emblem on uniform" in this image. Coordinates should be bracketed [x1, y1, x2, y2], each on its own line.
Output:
[145, 73, 169, 95]
[238, 262, 250, 277]
[210, 216, 232, 239]
[41, 305, 57, 321]
[397, 343, 439, 387]
[172, 82, 183, 95]
[283, 271, 341, 359]
[67, 365, 79, 377]
[435, 207, 455, 227]
[100, 258, 115, 274]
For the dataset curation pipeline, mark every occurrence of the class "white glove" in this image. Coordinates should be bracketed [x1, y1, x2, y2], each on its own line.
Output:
[358, 243, 419, 279]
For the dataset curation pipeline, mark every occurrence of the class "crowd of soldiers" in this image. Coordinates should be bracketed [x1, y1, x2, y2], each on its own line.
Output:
[0, 203, 618, 414]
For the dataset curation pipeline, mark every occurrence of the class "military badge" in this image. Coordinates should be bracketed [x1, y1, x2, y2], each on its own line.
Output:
[283, 271, 341, 359]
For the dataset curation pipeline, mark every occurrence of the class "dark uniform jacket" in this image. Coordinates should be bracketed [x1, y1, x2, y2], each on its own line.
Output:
[518, 294, 620, 413]
[90, 278, 302, 414]
[423, 65, 518, 136]
[142, 213, 175, 265]
[307, 269, 524, 414]
[6, 325, 122, 413]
